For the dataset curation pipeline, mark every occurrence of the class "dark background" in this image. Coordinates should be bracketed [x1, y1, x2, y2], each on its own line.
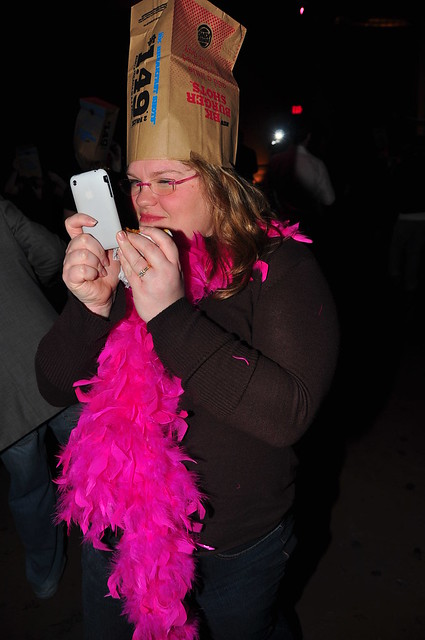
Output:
[3, 0, 425, 178]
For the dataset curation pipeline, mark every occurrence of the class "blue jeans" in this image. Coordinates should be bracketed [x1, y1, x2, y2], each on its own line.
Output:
[0, 404, 81, 595]
[81, 542, 135, 640]
[194, 512, 299, 639]
[80, 510, 299, 640]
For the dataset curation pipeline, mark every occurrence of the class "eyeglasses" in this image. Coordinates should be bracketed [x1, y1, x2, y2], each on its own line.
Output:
[119, 173, 199, 197]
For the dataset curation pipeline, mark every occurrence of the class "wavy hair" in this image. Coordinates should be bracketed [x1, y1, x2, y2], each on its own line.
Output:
[187, 153, 284, 299]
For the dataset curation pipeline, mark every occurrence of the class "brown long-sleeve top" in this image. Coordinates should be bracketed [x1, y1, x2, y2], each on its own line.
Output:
[35, 238, 339, 553]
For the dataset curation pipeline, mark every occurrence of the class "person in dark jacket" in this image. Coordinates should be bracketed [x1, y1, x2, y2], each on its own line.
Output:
[0, 195, 80, 599]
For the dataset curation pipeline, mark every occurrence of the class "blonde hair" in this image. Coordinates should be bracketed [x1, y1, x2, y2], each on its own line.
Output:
[187, 153, 283, 299]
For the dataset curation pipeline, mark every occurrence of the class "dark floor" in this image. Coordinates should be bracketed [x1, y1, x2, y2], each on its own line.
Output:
[295, 326, 425, 640]
[1, 243, 425, 639]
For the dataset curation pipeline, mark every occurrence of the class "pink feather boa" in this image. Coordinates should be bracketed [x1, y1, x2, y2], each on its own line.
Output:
[56, 221, 310, 639]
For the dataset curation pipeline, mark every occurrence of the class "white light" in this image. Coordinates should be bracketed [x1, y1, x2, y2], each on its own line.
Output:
[272, 129, 285, 145]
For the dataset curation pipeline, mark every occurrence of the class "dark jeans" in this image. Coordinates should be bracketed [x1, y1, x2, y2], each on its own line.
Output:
[0, 404, 81, 594]
[81, 511, 299, 640]
[194, 512, 298, 639]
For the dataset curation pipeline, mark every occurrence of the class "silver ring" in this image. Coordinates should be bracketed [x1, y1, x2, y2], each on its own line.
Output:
[137, 265, 151, 278]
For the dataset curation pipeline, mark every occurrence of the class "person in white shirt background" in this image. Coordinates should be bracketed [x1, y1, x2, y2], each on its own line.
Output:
[265, 111, 336, 244]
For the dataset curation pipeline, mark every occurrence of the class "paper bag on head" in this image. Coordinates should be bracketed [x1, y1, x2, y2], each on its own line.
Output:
[127, 0, 246, 167]
[74, 97, 120, 171]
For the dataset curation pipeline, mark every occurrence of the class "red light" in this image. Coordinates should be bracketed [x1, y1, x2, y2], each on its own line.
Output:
[300, 6, 304, 14]
[292, 105, 303, 115]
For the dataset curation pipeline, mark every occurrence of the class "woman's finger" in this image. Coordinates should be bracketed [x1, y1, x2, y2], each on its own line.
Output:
[65, 231, 111, 269]
[65, 212, 98, 239]
[64, 246, 108, 278]
[119, 227, 178, 265]
[117, 234, 151, 282]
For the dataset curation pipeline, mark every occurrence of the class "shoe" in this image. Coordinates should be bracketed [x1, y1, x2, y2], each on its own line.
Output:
[32, 555, 67, 600]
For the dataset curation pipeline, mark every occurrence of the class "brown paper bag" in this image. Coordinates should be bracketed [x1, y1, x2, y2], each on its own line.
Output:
[127, 0, 246, 167]
[74, 97, 120, 170]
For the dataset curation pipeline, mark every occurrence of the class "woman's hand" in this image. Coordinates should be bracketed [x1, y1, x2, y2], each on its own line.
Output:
[116, 227, 185, 323]
[63, 214, 121, 317]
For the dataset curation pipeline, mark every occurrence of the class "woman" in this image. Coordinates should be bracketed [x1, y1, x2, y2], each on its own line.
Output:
[36, 152, 339, 640]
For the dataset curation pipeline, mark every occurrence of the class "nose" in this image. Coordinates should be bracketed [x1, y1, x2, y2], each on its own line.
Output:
[134, 184, 157, 205]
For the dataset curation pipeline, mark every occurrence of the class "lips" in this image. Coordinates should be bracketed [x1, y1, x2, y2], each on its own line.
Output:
[138, 214, 166, 224]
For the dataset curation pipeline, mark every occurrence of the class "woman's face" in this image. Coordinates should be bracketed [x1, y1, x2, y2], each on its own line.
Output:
[126, 159, 212, 238]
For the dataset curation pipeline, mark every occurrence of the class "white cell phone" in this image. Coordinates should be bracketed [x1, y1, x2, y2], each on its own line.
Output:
[70, 169, 122, 249]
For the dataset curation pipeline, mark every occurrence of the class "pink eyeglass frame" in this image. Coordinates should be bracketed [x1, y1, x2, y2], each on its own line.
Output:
[134, 173, 199, 192]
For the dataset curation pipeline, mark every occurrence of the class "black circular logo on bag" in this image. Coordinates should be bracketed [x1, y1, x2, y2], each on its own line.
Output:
[198, 24, 212, 48]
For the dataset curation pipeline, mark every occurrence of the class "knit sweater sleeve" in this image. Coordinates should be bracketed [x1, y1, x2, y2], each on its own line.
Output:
[35, 284, 127, 407]
[147, 241, 340, 447]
